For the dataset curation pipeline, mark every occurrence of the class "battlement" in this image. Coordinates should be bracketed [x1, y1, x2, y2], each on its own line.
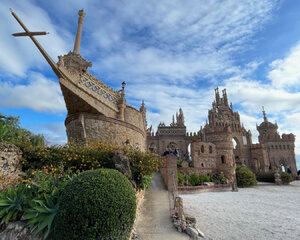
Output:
[251, 143, 265, 149]
[282, 133, 295, 141]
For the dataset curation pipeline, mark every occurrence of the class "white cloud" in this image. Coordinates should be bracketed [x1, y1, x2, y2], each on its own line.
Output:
[27, 122, 67, 145]
[268, 41, 300, 89]
[0, 0, 70, 77]
[0, 72, 66, 113]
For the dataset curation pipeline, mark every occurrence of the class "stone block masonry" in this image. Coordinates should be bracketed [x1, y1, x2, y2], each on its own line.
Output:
[0, 142, 22, 191]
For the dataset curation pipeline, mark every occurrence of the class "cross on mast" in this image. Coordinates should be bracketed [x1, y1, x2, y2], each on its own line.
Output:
[10, 9, 61, 78]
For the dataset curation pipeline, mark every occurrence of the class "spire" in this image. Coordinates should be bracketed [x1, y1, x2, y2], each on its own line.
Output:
[140, 100, 146, 112]
[117, 81, 126, 121]
[262, 106, 268, 122]
[222, 89, 228, 106]
[177, 108, 185, 126]
[215, 87, 220, 103]
[73, 9, 86, 54]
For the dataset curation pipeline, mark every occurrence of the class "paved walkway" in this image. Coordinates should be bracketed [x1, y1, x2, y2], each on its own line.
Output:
[136, 172, 190, 240]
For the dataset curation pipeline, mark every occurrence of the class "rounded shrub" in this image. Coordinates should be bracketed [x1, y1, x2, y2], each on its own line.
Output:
[188, 173, 200, 186]
[280, 172, 293, 184]
[236, 165, 257, 188]
[52, 169, 136, 240]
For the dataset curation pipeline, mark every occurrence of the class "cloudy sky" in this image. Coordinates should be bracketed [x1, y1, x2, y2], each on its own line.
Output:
[1, 0, 299, 167]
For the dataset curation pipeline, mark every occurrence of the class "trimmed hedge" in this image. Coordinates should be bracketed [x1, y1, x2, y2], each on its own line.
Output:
[52, 169, 136, 240]
[256, 171, 275, 183]
[236, 165, 257, 188]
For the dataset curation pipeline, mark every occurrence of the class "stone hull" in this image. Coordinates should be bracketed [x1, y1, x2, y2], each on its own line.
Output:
[65, 113, 146, 150]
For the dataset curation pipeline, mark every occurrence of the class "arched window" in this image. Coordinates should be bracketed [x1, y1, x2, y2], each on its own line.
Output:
[221, 155, 226, 164]
[201, 145, 205, 153]
[209, 146, 213, 153]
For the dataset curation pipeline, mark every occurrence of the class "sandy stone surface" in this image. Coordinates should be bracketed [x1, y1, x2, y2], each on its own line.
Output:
[181, 181, 300, 240]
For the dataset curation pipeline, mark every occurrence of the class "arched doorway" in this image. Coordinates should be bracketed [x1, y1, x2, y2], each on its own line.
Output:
[232, 138, 242, 164]
[279, 158, 287, 172]
[148, 143, 156, 153]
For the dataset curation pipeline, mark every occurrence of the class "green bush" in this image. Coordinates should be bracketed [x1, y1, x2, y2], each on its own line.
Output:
[280, 172, 293, 184]
[177, 160, 183, 168]
[236, 165, 257, 188]
[256, 171, 275, 183]
[138, 175, 152, 190]
[178, 172, 184, 186]
[188, 174, 200, 186]
[53, 169, 136, 240]
[211, 172, 227, 184]
[0, 113, 45, 147]
[199, 175, 211, 183]
[20, 141, 161, 190]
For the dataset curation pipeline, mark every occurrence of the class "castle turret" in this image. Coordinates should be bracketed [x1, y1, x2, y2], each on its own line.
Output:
[257, 107, 279, 143]
[215, 87, 220, 104]
[117, 81, 127, 121]
[222, 89, 228, 106]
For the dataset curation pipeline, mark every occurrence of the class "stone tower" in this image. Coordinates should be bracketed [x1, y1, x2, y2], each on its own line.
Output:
[205, 88, 252, 166]
[256, 108, 297, 175]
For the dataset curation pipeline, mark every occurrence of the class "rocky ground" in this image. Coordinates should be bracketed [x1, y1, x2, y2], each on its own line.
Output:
[181, 181, 300, 240]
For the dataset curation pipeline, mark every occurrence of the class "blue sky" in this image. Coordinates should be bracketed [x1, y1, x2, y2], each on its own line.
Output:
[0, 0, 300, 168]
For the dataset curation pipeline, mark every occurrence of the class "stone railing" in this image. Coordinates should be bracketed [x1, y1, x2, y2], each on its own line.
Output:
[78, 72, 121, 108]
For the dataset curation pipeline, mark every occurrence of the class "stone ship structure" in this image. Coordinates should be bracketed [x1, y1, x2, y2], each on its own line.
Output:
[11, 9, 297, 176]
[11, 10, 147, 150]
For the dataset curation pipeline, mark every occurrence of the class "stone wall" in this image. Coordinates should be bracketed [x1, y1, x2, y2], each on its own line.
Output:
[250, 143, 269, 172]
[191, 141, 217, 169]
[178, 167, 214, 176]
[124, 106, 144, 131]
[66, 113, 146, 150]
[0, 143, 22, 191]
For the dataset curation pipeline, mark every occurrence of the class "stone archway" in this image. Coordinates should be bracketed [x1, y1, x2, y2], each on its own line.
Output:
[279, 158, 287, 172]
[148, 142, 157, 153]
[232, 137, 242, 165]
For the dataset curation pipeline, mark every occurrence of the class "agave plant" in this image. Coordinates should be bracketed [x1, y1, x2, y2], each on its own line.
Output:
[0, 184, 29, 224]
[23, 189, 59, 240]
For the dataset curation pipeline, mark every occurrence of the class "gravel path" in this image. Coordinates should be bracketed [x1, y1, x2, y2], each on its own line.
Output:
[181, 181, 300, 240]
[136, 172, 190, 240]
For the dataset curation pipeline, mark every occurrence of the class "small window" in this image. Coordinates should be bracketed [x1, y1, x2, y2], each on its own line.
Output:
[201, 163, 204, 167]
[201, 145, 205, 153]
[221, 155, 226, 164]
[209, 146, 213, 153]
